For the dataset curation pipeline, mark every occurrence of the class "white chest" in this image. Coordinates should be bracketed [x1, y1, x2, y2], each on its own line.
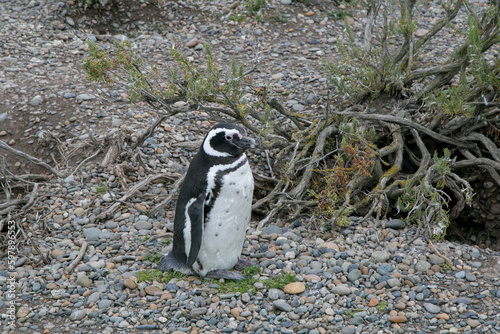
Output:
[194, 159, 254, 275]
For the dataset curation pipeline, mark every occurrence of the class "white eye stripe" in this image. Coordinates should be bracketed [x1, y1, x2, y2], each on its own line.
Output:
[203, 128, 242, 157]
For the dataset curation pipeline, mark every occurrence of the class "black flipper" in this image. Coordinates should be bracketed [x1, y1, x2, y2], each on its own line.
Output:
[186, 193, 205, 267]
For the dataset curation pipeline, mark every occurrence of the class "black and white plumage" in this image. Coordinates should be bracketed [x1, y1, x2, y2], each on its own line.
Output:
[157, 123, 259, 280]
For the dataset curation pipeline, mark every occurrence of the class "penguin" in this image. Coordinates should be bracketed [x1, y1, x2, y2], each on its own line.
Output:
[157, 123, 260, 280]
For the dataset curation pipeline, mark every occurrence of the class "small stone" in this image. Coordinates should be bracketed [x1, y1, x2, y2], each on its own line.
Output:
[69, 310, 86, 321]
[318, 242, 339, 251]
[76, 94, 96, 101]
[283, 282, 305, 294]
[174, 101, 187, 108]
[186, 39, 201, 48]
[273, 299, 292, 312]
[304, 274, 321, 282]
[118, 320, 129, 328]
[134, 220, 153, 230]
[305, 93, 319, 105]
[332, 285, 351, 296]
[17, 306, 29, 318]
[389, 316, 407, 323]
[423, 302, 441, 314]
[261, 225, 283, 235]
[98, 299, 112, 309]
[145, 286, 162, 296]
[30, 95, 44, 106]
[83, 227, 101, 241]
[465, 272, 477, 282]
[414, 28, 429, 37]
[369, 297, 379, 307]
[51, 249, 65, 258]
[384, 219, 405, 230]
[341, 327, 356, 334]
[428, 254, 445, 265]
[450, 297, 473, 304]
[114, 34, 128, 42]
[231, 307, 243, 318]
[387, 278, 401, 287]
[415, 260, 431, 272]
[124, 279, 137, 290]
[76, 272, 92, 287]
[271, 73, 284, 80]
[371, 250, 391, 263]
[190, 307, 207, 317]
[436, 313, 450, 321]
[491, 203, 500, 215]
[467, 319, 481, 327]
[347, 269, 362, 282]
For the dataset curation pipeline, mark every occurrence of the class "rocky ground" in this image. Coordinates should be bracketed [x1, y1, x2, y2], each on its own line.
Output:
[1, 0, 499, 333]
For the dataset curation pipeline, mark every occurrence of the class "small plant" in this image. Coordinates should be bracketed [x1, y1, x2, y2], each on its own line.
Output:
[326, 9, 352, 20]
[95, 186, 107, 194]
[376, 300, 388, 312]
[396, 149, 474, 240]
[229, 14, 245, 22]
[144, 250, 162, 263]
[243, 265, 261, 276]
[345, 308, 365, 317]
[137, 269, 187, 283]
[271, 14, 288, 24]
[310, 119, 377, 223]
[441, 262, 453, 271]
[263, 272, 298, 289]
[78, 0, 108, 10]
[246, 0, 266, 16]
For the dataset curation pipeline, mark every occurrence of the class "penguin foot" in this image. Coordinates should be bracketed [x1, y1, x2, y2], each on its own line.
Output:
[205, 269, 246, 281]
[157, 253, 193, 275]
[233, 257, 254, 271]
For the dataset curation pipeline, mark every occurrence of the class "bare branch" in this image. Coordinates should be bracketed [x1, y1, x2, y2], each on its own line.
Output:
[0, 140, 64, 178]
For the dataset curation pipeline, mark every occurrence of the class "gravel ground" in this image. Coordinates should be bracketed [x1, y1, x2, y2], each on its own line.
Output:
[1, 0, 500, 333]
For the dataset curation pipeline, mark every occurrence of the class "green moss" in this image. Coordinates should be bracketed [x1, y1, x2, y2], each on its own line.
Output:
[229, 14, 245, 22]
[271, 14, 288, 24]
[263, 272, 298, 289]
[137, 269, 187, 283]
[376, 300, 388, 312]
[144, 250, 162, 263]
[95, 186, 106, 194]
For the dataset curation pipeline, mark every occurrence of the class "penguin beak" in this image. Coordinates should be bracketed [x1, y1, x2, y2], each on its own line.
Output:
[236, 136, 260, 149]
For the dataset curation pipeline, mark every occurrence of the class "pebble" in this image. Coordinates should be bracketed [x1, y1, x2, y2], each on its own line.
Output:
[76, 272, 92, 287]
[29, 95, 44, 106]
[283, 282, 305, 294]
[69, 310, 86, 321]
[273, 299, 292, 312]
[371, 250, 391, 263]
[423, 302, 441, 314]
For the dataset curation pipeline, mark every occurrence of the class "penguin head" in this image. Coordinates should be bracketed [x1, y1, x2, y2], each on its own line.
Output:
[202, 123, 260, 158]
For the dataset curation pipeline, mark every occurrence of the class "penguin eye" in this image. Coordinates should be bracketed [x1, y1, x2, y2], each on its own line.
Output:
[225, 134, 233, 141]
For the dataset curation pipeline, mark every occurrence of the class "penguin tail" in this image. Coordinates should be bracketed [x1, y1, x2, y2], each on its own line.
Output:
[157, 252, 194, 275]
